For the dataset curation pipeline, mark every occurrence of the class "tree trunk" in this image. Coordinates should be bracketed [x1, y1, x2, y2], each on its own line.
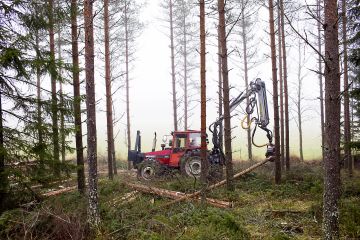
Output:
[84, 0, 99, 226]
[323, 0, 341, 237]
[217, 26, 223, 150]
[183, 9, 188, 131]
[104, 0, 114, 179]
[342, 0, 351, 176]
[218, 0, 234, 191]
[317, 0, 325, 162]
[0, 87, 6, 212]
[125, 1, 132, 170]
[200, 0, 208, 183]
[277, 0, 285, 168]
[35, 31, 45, 167]
[112, 143, 117, 175]
[71, 0, 86, 194]
[57, 6, 66, 164]
[241, 0, 252, 162]
[59, 67, 65, 163]
[48, 0, 60, 176]
[268, 0, 281, 184]
[170, 0, 178, 131]
[280, 0, 289, 171]
[297, 41, 304, 162]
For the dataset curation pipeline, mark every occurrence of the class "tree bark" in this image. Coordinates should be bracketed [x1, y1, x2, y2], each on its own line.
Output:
[57, 6, 66, 164]
[125, 1, 132, 170]
[323, 0, 341, 237]
[297, 41, 304, 162]
[71, 0, 85, 194]
[104, 0, 114, 179]
[277, 0, 285, 167]
[170, 0, 178, 131]
[48, 0, 60, 176]
[218, 0, 234, 191]
[183, 6, 188, 131]
[217, 26, 223, 150]
[112, 143, 117, 175]
[317, 0, 325, 162]
[0, 86, 6, 212]
[268, 0, 281, 184]
[280, 0, 289, 171]
[342, 0, 352, 176]
[84, 0, 100, 226]
[35, 31, 45, 167]
[199, 0, 208, 183]
[241, 0, 252, 162]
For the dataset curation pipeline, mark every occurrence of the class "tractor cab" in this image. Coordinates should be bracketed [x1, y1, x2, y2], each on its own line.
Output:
[163, 130, 201, 167]
[161, 131, 201, 150]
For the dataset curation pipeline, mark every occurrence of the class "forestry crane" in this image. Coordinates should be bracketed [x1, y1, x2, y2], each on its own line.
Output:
[128, 78, 275, 180]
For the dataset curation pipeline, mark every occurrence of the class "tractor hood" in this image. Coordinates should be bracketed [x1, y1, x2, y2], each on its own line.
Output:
[144, 149, 171, 159]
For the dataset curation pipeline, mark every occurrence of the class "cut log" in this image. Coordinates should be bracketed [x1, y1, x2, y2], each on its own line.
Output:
[42, 186, 77, 197]
[112, 191, 139, 205]
[163, 158, 270, 207]
[32, 179, 73, 190]
[125, 182, 232, 208]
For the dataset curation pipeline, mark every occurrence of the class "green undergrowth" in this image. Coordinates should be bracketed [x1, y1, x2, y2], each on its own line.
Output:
[1, 161, 359, 239]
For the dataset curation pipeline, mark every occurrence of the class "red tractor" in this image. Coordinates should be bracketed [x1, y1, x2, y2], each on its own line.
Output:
[129, 130, 205, 180]
[128, 78, 275, 180]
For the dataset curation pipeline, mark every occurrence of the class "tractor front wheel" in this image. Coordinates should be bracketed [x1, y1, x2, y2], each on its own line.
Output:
[180, 156, 202, 178]
[137, 159, 160, 181]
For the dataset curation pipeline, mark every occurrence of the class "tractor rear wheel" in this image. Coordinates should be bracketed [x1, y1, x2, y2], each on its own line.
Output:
[137, 159, 160, 181]
[180, 156, 202, 178]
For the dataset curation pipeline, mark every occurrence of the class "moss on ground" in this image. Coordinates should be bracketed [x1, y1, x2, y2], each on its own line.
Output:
[1, 161, 359, 239]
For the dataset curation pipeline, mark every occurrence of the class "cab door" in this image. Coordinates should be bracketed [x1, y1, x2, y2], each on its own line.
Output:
[169, 133, 188, 167]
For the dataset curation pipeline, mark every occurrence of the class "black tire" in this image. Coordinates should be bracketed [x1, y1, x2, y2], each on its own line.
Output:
[137, 159, 160, 181]
[180, 155, 202, 178]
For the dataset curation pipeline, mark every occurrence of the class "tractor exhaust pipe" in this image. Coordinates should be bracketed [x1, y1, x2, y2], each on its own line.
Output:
[152, 132, 157, 152]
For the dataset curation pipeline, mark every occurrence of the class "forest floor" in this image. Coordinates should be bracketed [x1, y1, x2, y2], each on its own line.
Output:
[0, 159, 359, 239]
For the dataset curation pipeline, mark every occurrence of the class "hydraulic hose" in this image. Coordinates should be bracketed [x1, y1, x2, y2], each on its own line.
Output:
[251, 124, 268, 148]
[241, 115, 252, 129]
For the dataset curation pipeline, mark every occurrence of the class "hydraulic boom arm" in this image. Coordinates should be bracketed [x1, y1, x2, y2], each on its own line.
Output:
[209, 78, 275, 162]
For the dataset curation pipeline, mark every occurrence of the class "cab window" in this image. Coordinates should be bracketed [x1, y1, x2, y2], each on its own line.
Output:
[189, 132, 201, 147]
[175, 134, 187, 148]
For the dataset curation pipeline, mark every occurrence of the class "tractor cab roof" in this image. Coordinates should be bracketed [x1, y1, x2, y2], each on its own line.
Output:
[172, 130, 201, 135]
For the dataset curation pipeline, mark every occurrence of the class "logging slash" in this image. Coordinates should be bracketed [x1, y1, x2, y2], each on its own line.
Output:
[125, 182, 233, 208]
[162, 158, 271, 207]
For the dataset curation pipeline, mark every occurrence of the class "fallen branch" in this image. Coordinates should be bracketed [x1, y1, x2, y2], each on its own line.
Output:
[162, 158, 271, 207]
[126, 182, 232, 208]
